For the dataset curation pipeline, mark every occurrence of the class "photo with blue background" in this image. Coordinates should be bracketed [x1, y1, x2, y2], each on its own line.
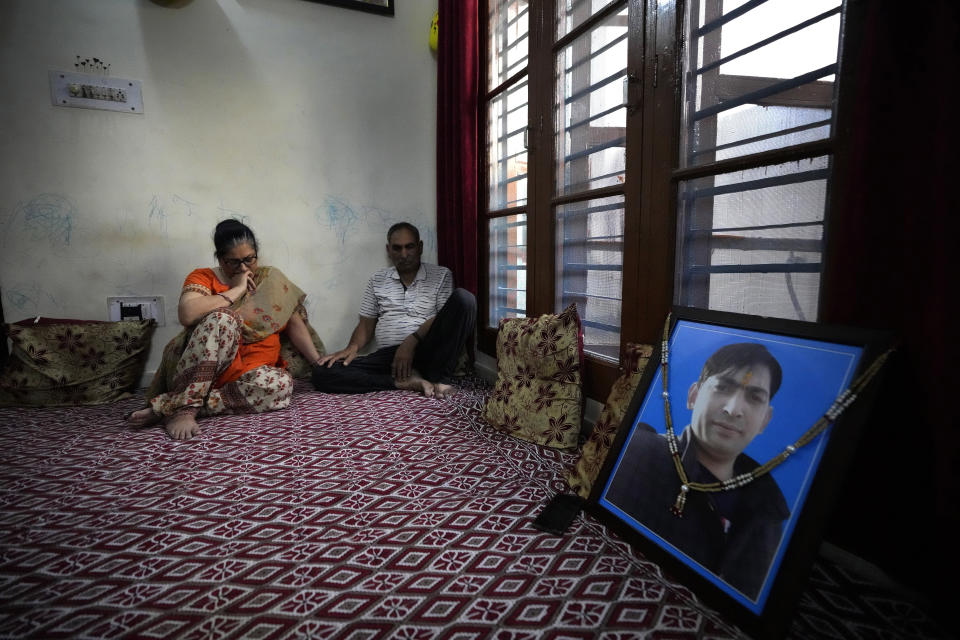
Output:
[600, 319, 863, 612]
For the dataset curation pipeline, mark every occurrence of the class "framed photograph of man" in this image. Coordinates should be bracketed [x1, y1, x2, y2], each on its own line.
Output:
[589, 307, 890, 639]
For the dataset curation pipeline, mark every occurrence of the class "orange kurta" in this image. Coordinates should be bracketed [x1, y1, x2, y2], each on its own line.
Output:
[183, 268, 284, 387]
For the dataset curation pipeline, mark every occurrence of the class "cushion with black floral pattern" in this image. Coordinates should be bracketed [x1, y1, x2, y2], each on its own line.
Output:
[0, 318, 155, 406]
[483, 303, 584, 450]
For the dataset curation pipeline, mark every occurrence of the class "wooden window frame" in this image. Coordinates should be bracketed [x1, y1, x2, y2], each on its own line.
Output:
[478, 0, 853, 403]
[479, 0, 681, 402]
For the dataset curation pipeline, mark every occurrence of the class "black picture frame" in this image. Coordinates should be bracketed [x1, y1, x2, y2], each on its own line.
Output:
[587, 306, 890, 639]
[307, 0, 394, 16]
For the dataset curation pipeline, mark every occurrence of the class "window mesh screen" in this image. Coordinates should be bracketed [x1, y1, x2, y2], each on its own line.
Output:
[555, 196, 624, 361]
[555, 7, 628, 196]
[682, 0, 841, 168]
[488, 80, 529, 210]
[489, 214, 528, 327]
[675, 157, 828, 321]
[676, 0, 843, 321]
[488, 0, 529, 91]
[556, 0, 620, 40]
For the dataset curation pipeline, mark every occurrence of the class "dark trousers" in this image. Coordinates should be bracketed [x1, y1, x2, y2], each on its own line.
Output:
[312, 288, 476, 394]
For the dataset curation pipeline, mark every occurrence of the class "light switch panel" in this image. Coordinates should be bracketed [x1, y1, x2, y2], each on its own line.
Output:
[50, 70, 144, 114]
[107, 296, 165, 326]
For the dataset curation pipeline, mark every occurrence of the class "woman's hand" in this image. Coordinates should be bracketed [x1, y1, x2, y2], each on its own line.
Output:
[227, 269, 257, 297]
[284, 312, 323, 365]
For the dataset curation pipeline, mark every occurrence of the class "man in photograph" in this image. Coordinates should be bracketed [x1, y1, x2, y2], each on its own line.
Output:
[606, 342, 789, 599]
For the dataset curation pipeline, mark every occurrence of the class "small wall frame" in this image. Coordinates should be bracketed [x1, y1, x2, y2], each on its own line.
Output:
[588, 306, 890, 639]
[307, 0, 394, 16]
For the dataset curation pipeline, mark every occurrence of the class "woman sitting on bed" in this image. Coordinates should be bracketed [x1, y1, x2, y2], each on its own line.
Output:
[125, 219, 323, 440]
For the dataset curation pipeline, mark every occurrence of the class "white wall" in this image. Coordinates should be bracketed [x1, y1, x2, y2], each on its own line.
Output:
[0, 0, 438, 376]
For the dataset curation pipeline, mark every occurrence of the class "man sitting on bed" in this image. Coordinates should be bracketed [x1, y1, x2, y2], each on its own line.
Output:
[312, 222, 475, 399]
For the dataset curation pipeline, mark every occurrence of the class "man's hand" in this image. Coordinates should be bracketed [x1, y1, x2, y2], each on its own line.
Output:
[316, 344, 359, 368]
[392, 335, 418, 381]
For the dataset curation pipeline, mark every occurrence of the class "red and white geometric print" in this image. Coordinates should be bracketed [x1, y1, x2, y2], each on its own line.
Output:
[0, 379, 945, 639]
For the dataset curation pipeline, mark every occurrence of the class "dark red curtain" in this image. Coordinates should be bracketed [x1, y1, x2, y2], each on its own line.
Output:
[436, 0, 479, 294]
[821, 0, 956, 618]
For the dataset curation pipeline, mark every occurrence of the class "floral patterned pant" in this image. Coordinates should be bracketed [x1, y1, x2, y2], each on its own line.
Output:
[148, 309, 293, 418]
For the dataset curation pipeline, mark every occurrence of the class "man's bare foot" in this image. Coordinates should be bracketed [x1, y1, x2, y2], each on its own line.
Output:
[432, 383, 456, 399]
[164, 411, 200, 441]
[125, 407, 162, 428]
[395, 371, 436, 397]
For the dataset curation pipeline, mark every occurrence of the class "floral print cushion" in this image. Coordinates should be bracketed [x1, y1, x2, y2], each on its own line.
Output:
[565, 342, 654, 498]
[0, 318, 155, 406]
[483, 303, 584, 450]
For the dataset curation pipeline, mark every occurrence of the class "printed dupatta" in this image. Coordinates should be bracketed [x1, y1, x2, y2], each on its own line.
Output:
[233, 266, 306, 343]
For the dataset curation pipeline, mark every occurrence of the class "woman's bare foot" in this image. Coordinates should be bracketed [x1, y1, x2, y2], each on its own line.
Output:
[432, 383, 456, 399]
[395, 371, 435, 397]
[125, 407, 162, 428]
[164, 411, 200, 441]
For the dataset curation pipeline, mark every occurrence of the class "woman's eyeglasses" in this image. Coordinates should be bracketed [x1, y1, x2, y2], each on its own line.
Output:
[223, 255, 258, 268]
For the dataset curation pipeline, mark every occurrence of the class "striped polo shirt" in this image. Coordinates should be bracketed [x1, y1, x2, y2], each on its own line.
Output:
[359, 262, 453, 348]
